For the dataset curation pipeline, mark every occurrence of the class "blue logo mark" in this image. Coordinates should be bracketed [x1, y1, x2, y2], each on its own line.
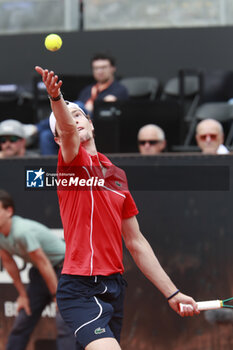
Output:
[26, 168, 45, 188]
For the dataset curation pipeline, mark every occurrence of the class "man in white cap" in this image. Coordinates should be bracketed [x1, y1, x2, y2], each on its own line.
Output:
[0, 119, 38, 158]
[0, 119, 26, 158]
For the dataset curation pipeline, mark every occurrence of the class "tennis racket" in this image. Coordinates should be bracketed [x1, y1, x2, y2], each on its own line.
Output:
[179, 297, 233, 312]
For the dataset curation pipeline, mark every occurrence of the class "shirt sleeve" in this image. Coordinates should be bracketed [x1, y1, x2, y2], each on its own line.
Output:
[16, 232, 41, 253]
[58, 145, 88, 167]
[116, 167, 138, 219]
[122, 191, 139, 219]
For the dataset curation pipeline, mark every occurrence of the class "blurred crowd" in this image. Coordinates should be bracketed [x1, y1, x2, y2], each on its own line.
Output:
[0, 52, 231, 159]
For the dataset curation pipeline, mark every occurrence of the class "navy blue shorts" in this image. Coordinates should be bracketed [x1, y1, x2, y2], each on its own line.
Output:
[56, 273, 127, 348]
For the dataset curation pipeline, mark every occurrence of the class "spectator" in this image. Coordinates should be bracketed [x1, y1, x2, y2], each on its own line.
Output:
[0, 189, 79, 350]
[77, 53, 129, 114]
[195, 119, 229, 154]
[35, 118, 58, 155]
[0, 119, 38, 158]
[137, 124, 166, 155]
[28, 53, 127, 156]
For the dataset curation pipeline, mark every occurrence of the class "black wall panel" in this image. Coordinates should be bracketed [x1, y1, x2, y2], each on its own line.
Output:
[0, 27, 233, 86]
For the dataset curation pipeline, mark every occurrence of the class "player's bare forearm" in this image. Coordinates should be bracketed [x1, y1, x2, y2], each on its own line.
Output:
[29, 248, 57, 296]
[122, 217, 199, 316]
[122, 223, 176, 297]
[0, 249, 27, 297]
[37, 262, 57, 295]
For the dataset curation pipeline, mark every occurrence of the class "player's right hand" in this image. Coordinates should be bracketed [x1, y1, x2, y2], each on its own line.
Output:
[16, 295, 31, 316]
[35, 66, 62, 99]
[168, 292, 200, 317]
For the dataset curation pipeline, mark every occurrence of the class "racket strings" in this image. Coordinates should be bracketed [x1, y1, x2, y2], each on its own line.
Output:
[222, 297, 233, 309]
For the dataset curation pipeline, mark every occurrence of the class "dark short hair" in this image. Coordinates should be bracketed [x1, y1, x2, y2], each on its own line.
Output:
[91, 53, 116, 67]
[0, 189, 15, 214]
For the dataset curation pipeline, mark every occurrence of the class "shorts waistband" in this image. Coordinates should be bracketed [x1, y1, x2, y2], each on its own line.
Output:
[62, 273, 122, 283]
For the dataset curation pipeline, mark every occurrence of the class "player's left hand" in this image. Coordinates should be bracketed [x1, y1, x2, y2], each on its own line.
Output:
[168, 292, 200, 317]
[16, 295, 31, 316]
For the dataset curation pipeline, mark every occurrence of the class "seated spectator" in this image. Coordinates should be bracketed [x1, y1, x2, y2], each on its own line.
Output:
[76, 53, 129, 114]
[0, 119, 39, 158]
[137, 124, 166, 155]
[35, 118, 58, 155]
[195, 119, 229, 154]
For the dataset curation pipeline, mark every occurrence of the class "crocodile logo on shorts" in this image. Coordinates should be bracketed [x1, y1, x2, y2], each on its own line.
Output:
[94, 327, 106, 335]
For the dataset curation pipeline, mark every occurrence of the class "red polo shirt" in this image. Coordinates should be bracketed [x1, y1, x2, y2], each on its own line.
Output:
[57, 145, 138, 276]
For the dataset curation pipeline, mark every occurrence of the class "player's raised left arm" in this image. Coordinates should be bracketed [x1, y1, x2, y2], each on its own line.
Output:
[0, 249, 31, 315]
[122, 216, 199, 316]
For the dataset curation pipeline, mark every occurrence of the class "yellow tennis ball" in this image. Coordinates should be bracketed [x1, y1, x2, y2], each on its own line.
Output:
[45, 34, 62, 52]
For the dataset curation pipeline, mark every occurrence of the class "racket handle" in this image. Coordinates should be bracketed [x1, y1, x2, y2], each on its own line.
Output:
[179, 300, 222, 312]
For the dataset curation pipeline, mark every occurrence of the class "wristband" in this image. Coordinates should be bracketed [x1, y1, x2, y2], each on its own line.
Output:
[167, 289, 180, 301]
[48, 93, 62, 101]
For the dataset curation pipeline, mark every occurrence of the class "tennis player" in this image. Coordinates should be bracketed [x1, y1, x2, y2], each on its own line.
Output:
[35, 66, 199, 350]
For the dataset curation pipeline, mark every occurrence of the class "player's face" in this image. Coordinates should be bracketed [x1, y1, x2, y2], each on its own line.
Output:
[0, 135, 25, 158]
[70, 108, 94, 143]
[196, 123, 223, 154]
[0, 202, 12, 231]
[92, 59, 116, 84]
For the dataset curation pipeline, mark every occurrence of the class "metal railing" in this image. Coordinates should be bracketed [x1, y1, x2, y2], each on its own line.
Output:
[0, 0, 233, 34]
